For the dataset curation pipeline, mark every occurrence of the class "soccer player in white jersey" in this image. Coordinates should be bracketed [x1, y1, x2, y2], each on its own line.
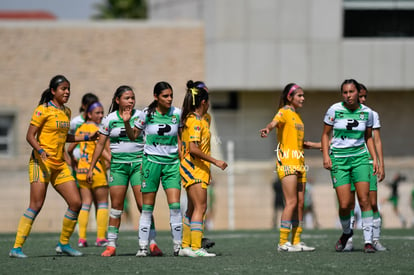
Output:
[344, 83, 387, 251]
[123, 81, 183, 257]
[87, 85, 162, 257]
[321, 79, 378, 253]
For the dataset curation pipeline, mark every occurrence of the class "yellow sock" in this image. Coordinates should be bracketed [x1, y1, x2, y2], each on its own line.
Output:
[190, 221, 203, 250]
[279, 228, 291, 245]
[291, 226, 303, 245]
[96, 204, 109, 240]
[77, 204, 91, 240]
[59, 209, 78, 245]
[13, 208, 38, 248]
[182, 215, 191, 248]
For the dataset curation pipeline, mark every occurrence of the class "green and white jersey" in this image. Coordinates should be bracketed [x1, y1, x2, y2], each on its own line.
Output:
[69, 114, 86, 160]
[324, 102, 373, 158]
[135, 106, 181, 164]
[100, 109, 144, 163]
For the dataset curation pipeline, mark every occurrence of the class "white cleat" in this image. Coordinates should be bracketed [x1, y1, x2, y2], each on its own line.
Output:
[293, 242, 315, 252]
[277, 241, 301, 252]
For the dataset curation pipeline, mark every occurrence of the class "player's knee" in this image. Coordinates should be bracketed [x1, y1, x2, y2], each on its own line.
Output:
[110, 208, 123, 219]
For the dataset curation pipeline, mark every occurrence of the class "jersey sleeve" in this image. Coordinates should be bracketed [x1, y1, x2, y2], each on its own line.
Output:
[323, 106, 335, 126]
[187, 117, 202, 143]
[372, 110, 381, 129]
[135, 109, 146, 130]
[272, 108, 286, 125]
[366, 109, 373, 128]
[99, 114, 110, 136]
[30, 105, 47, 128]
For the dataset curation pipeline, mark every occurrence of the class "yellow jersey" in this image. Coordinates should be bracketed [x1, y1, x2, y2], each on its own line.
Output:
[75, 122, 107, 182]
[273, 106, 305, 167]
[180, 113, 211, 187]
[30, 102, 71, 167]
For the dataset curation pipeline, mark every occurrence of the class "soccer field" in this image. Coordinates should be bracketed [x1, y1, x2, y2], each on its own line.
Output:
[1, 229, 413, 275]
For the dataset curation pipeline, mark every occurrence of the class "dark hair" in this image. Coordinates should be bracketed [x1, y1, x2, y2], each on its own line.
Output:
[108, 85, 133, 113]
[38, 75, 70, 106]
[340, 79, 360, 93]
[181, 80, 209, 124]
[147, 81, 173, 119]
[359, 83, 368, 92]
[278, 83, 300, 109]
[80, 93, 99, 113]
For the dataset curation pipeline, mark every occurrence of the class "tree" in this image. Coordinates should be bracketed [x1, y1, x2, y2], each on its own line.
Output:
[93, 0, 147, 19]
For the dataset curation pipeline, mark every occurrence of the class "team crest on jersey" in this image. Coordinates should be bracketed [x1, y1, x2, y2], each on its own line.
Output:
[171, 116, 178, 124]
[109, 175, 114, 183]
[359, 113, 365, 120]
[194, 126, 200, 131]
[142, 180, 146, 188]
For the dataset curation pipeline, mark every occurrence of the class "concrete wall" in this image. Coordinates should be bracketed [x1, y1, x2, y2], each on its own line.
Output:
[0, 21, 205, 169]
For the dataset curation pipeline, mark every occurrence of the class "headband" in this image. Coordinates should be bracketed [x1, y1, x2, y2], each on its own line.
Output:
[196, 82, 208, 92]
[87, 102, 103, 113]
[287, 84, 300, 98]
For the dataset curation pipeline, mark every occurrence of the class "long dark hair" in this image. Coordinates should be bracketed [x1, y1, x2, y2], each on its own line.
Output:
[147, 81, 173, 119]
[108, 85, 133, 113]
[38, 75, 70, 106]
[278, 83, 300, 109]
[181, 80, 209, 125]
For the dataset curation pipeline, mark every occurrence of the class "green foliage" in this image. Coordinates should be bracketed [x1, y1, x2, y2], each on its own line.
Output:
[93, 0, 147, 19]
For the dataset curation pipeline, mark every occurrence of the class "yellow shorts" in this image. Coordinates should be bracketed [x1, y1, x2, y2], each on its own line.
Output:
[77, 171, 108, 189]
[276, 164, 307, 184]
[29, 155, 75, 186]
[182, 179, 209, 190]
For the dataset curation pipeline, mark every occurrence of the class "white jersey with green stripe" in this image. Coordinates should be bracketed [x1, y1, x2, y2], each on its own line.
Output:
[324, 102, 373, 158]
[69, 114, 85, 135]
[99, 109, 144, 163]
[135, 106, 181, 164]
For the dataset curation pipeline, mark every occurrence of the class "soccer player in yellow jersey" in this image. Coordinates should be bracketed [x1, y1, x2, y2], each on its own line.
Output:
[67, 101, 110, 248]
[260, 83, 318, 252]
[9, 75, 98, 258]
[178, 81, 227, 257]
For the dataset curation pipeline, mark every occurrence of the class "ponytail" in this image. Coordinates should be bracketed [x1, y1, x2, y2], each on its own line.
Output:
[181, 80, 209, 125]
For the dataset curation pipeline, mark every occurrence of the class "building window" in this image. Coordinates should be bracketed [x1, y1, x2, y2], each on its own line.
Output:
[344, 0, 414, 37]
[211, 91, 239, 110]
[0, 113, 15, 156]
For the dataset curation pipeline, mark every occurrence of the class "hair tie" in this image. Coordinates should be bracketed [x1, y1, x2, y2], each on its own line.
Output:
[86, 102, 103, 113]
[190, 88, 198, 105]
[287, 84, 300, 98]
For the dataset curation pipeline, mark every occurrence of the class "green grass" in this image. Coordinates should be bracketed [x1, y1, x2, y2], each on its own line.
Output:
[1, 229, 413, 275]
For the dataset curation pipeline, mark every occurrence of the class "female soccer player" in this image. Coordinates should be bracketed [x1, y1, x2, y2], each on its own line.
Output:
[9, 75, 97, 258]
[321, 79, 378, 253]
[123, 81, 183, 256]
[178, 80, 227, 257]
[260, 83, 317, 252]
[67, 101, 110, 248]
[87, 85, 162, 257]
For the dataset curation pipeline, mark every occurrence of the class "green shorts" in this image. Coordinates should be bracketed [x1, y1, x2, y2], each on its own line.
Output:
[330, 153, 371, 189]
[108, 161, 142, 187]
[141, 156, 181, 193]
[351, 162, 377, 191]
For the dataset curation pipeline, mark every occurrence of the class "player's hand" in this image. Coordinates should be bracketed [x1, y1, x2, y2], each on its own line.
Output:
[260, 128, 269, 138]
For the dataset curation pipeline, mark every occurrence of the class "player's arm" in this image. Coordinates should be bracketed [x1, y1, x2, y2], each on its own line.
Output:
[87, 134, 108, 183]
[373, 128, 385, 182]
[365, 127, 378, 175]
[321, 124, 332, 170]
[26, 124, 48, 161]
[260, 120, 278, 138]
[189, 142, 227, 170]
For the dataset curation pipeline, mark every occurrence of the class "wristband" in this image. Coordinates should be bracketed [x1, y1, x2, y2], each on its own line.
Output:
[84, 135, 90, 141]
[38, 148, 45, 155]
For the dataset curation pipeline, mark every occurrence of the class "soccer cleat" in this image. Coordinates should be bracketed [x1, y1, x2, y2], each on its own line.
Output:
[293, 242, 315, 252]
[78, 238, 88, 248]
[364, 243, 376, 253]
[9, 247, 27, 258]
[101, 246, 116, 257]
[178, 247, 197, 257]
[335, 230, 353, 252]
[149, 243, 163, 256]
[56, 242, 83, 257]
[201, 238, 215, 249]
[95, 238, 108, 247]
[343, 238, 353, 252]
[277, 242, 301, 252]
[173, 242, 181, 256]
[193, 248, 216, 257]
[136, 247, 149, 257]
[373, 240, 387, 251]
